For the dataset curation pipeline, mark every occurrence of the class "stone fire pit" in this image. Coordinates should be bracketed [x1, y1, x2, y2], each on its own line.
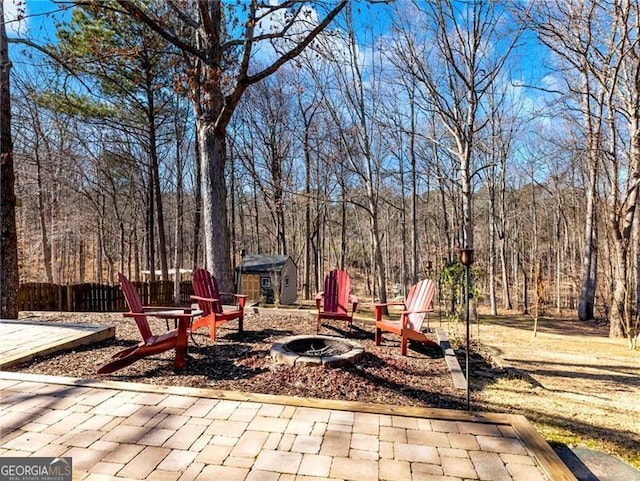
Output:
[270, 335, 365, 367]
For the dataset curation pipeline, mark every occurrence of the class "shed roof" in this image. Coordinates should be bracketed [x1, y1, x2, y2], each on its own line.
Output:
[141, 268, 192, 277]
[239, 255, 291, 273]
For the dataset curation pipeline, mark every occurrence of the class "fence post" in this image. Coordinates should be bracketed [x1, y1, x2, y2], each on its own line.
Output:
[67, 285, 72, 312]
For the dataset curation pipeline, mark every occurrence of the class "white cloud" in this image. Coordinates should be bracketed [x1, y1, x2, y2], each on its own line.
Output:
[3, 0, 28, 36]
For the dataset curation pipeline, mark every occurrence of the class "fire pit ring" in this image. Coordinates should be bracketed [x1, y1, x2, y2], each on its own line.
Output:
[271, 335, 365, 367]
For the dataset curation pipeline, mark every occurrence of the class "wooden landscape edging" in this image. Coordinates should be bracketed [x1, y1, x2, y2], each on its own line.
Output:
[436, 327, 467, 389]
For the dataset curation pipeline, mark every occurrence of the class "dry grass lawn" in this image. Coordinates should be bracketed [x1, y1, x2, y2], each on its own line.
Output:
[465, 312, 640, 469]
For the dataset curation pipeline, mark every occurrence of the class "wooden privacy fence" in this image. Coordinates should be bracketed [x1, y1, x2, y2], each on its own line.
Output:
[18, 281, 195, 312]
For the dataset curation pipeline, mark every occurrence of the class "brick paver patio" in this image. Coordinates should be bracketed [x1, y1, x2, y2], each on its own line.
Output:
[0, 371, 577, 481]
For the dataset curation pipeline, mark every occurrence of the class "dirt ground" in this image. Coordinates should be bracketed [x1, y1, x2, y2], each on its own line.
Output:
[9, 307, 640, 469]
[12, 309, 464, 410]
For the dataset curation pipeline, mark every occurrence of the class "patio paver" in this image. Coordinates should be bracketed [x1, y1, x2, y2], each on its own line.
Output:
[0, 371, 577, 481]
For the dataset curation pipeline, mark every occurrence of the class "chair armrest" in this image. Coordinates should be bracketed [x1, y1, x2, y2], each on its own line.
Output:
[374, 302, 406, 308]
[190, 295, 220, 305]
[374, 302, 406, 321]
[234, 294, 248, 309]
[142, 306, 194, 312]
[216, 292, 248, 309]
[400, 308, 433, 315]
[220, 291, 247, 298]
[374, 302, 405, 311]
[315, 291, 324, 309]
[350, 295, 359, 312]
[124, 310, 199, 320]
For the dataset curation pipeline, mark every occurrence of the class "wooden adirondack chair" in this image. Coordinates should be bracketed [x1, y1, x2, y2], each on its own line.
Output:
[374, 278, 438, 356]
[190, 268, 248, 341]
[316, 269, 359, 334]
[97, 273, 200, 374]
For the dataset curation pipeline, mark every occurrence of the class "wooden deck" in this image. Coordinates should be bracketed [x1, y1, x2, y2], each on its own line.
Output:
[0, 319, 115, 369]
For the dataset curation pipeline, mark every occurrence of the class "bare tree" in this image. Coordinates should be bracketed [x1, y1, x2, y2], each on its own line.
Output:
[308, 6, 392, 304]
[0, 1, 19, 318]
[104, 0, 348, 291]
[391, 1, 523, 254]
[54, 6, 178, 281]
[528, 0, 640, 340]
[235, 69, 297, 256]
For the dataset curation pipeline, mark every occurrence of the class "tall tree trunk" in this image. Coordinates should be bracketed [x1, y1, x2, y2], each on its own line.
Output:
[35, 149, 53, 283]
[198, 120, 233, 291]
[634, 197, 640, 330]
[252, 178, 260, 254]
[0, 1, 19, 318]
[229, 144, 237, 270]
[79, 240, 85, 282]
[400, 156, 408, 296]
[340, 189, 347, 270]
[609, 104, 640, 338]
[304, 126, 311, 299]
[273, 159, 286, 256]
[192, 122, 202, 270]
[460, 143, 474, 251]
[147, 90, 169, 281]
[498, 154, 512, 310]
[578, 151, 599, 321]
[578, 73, 602, 322]
[409, 88, 418, 285]
[174, 116, 184, 304]
[28, 105, 55, 283]
[146, 179, 155, 281]
[488, 183, 497, 315]
[556, 213, 562, 313]
[369, 199, 387, 305]
[520, 251, 529, 315]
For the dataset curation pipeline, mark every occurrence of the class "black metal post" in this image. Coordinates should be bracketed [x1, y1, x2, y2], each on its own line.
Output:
[460, 248, 474, 411]
[465, 262, 470, 410]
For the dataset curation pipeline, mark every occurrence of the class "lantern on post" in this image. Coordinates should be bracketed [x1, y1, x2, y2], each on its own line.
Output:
[459, 248, 474, 410]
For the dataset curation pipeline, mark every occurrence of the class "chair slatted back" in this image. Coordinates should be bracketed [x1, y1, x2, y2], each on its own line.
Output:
[405, 278, 436, 331]
[323, 269, 351, 315]
[192, 268, 223, 315]
[118, 272, 153, 341]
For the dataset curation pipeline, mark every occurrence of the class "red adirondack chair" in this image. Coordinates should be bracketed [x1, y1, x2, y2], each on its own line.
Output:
[190, 268, 248, 341]
[374, 278, 438, 356]
[97, 273, 199, 374]
[315, 269, 359, 333]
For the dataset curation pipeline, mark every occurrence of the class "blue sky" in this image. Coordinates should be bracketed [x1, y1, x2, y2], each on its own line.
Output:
[4, 0, 67, 39]
[4, 0, 553, 117]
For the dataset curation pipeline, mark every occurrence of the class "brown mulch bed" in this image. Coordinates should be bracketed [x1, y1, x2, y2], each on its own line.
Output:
[11, 310, 466, 410]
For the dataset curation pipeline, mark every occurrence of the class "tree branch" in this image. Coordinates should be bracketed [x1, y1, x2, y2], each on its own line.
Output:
[244, 1, 348, 85]
[113, 0, 203, 60]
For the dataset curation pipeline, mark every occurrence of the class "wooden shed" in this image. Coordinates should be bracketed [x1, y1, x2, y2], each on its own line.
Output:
[237, 255, 297, 305]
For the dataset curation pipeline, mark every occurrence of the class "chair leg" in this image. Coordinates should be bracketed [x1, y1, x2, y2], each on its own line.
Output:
[98, 353, 142, 374]
[316, 316, 321, 334]
[375, 327, 381, 345]
[401, 335, 408, 356]
[238, 316, 244, 334]
[210, 323, 217, 342]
